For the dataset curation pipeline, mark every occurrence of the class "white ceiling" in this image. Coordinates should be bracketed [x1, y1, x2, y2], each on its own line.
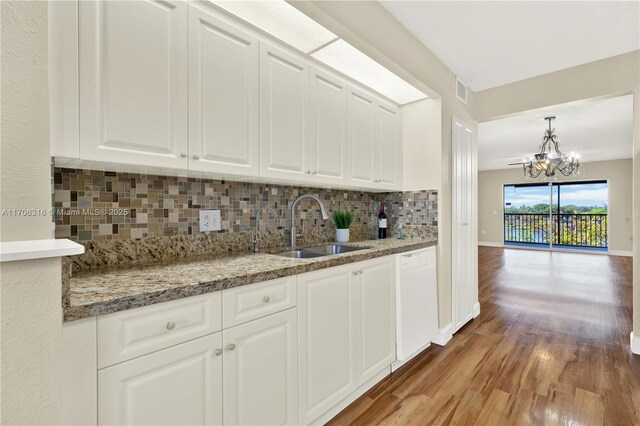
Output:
[379, 1, 640, 91]
[478, 95, 634, 171]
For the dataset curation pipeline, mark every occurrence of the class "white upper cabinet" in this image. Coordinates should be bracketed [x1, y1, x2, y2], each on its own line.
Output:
[375, 100, 402, 189]
[260, 43, 310, 182]
[188, 5, 259, 177]
[309, 67, 348, 186]
[78, 0, 188, 169]
[346, 86, 377, 188]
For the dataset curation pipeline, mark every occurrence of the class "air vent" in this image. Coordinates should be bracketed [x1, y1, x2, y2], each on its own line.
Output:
[456, 76, 467, 104]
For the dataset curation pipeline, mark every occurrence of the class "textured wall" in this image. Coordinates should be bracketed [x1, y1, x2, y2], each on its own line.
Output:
[53, 168, 438, 242]
[0, 1, 63, 424]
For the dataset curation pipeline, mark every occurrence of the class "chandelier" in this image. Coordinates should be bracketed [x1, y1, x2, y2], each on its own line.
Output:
[512, 116, 580, 179]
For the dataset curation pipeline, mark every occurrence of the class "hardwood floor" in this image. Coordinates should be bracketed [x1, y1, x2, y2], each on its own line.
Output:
[328, 247, 638, 425]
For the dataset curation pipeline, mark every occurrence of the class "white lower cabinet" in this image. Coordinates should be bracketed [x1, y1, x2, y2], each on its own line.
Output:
[298, 256, 395, 424]
[68, 259, 397, 426]
[298, 264, 357, 425]
[98, 333, 223, 426]
[223, 308, 298, 426]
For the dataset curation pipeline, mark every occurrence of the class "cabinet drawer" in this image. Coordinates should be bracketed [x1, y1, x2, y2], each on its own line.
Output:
[398, 246, 436, 267]
[98, 292, 222, 368]
[222, 276, 296, 328]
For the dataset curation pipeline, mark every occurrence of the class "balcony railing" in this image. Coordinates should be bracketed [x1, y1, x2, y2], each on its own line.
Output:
[504, 213, 608, 248]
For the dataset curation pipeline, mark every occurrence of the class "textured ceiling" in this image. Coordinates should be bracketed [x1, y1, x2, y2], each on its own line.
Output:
[379, 1, 640, 91]
[478, 95, 634, 171]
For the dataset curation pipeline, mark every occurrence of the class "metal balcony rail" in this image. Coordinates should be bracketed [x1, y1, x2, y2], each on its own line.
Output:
[504, 213, 607, 248]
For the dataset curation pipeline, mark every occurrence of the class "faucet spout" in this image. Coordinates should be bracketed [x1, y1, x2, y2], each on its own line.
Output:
[290, 194, 329, 248]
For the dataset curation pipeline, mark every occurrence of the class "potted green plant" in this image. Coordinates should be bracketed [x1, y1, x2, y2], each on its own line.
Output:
[332, 210, 355, 242]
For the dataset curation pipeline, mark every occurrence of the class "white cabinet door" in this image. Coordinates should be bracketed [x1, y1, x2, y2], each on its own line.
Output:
[356, 257, 395, 385]
[298, 264, 357, 424]
[260, 43, 309, 182]
[188, 6, 259, 177]
[346, 86, 376, 188]
[78, 0, 188, 169]
[98, 333, 223, 426]
[375, 100, 402, 189]
[223, 309, 298, 426]
[309, 67, 348, 186]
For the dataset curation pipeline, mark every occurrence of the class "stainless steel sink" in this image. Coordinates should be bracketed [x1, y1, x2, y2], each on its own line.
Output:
[273, 250, 327, 259]
[272, 244, 370, 259]
[302, 244, 370, 255]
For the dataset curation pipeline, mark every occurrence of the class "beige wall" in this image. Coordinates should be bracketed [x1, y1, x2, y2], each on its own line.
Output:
[478, 159, 633, 253]
[401, 98, 442, 192]
[0, 1, 63, 424]
[290, 0, 478, 329]
[474, 51, 639, 339]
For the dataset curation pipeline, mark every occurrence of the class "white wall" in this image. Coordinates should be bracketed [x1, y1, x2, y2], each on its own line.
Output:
[478, 159, 633, 254]
[0, 1, 63, 424]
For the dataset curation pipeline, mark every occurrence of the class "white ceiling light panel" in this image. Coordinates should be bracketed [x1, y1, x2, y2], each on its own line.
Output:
[311, 39, 427, 104]
[210, 0, 338, 53]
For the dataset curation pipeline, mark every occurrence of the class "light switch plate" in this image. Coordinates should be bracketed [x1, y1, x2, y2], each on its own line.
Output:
[199, 210, 221, 232]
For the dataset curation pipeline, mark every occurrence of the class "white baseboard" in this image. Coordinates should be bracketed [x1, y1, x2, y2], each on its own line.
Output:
[473, 301, 481, 318]
[631, 332, 640, 355]
[478, 241, 502, 247]
[609, 250, 633, 257]
[432, 323, 453, 347]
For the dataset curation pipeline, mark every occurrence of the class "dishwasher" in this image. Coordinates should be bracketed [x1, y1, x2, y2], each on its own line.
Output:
[392, 246, 439, 371]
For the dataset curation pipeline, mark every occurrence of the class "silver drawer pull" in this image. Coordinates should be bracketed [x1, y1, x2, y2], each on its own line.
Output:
[214, 348, 223, 356]
[166, 321, 176, 331]
[263, 296, 270, 303]
[227, 343, 236, 351]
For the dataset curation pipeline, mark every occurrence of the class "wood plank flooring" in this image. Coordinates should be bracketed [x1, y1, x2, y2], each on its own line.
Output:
[328, 247, 638, 425]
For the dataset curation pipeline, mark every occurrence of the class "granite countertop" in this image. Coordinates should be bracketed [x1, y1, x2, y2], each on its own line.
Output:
[65, 237, 437, 322]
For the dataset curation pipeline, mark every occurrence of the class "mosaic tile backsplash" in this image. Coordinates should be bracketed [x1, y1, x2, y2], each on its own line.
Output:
[53, 168, 437, 242]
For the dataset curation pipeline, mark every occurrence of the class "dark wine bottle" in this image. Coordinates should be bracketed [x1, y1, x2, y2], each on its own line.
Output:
[378, 202, 387, 239]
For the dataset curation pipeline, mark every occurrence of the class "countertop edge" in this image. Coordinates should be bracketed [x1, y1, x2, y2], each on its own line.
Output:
[64, 239, 436, 322]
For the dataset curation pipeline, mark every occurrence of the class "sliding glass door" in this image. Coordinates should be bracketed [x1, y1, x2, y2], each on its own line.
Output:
[503, 180, 608, 251]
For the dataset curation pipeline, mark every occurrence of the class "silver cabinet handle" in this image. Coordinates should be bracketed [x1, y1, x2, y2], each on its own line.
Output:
[305, 170, 311, 174]
[180, 152, 187, 158]
[227, 343, 236, 351]
[166, 321, 176, 331]
[352, 271, 358, 276]
[214, 348, 223, 356]
[358, 270, 363, 275]
[312, 171, 317, 175]
[263, 296, 270, 303]
[193, 153, 200, 160]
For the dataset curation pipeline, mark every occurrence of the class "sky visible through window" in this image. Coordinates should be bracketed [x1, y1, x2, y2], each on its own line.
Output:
[504, 182, 608, 213]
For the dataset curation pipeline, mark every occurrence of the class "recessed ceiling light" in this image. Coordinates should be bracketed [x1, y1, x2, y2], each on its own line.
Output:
[210, 0, 338, 54]
[311, 39, 427, 104]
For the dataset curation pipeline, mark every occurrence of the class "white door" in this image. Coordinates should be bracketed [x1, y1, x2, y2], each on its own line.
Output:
[98, 333, 223, 425]
[309, 67, 348, 185]
[346, 86, 376, 188]
[452, 117, 477, 333]
[223, 309, 297, 426]
[356, 257, 395, 385]
[78, 0, 188, 169]
[260, 43, 309, 182]
[188, 6, 259, 176]
[298, 265, 357, 424]
[375, 101, 402, 189]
